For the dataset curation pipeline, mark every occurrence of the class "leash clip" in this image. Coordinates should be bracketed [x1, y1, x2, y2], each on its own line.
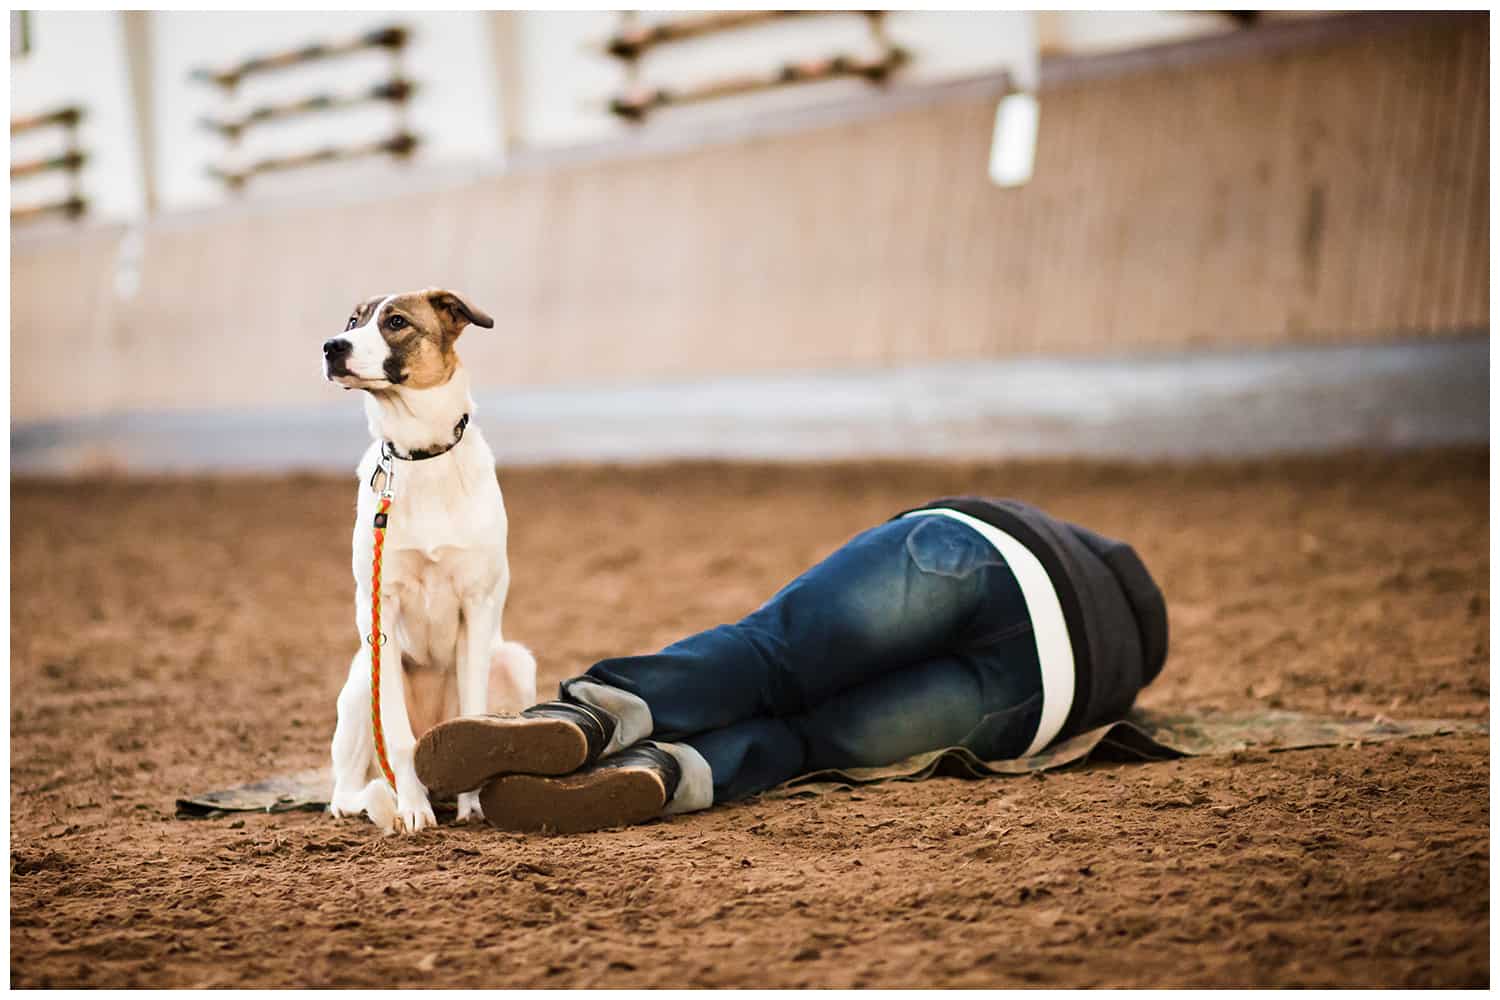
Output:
[370, 444, 397, 499]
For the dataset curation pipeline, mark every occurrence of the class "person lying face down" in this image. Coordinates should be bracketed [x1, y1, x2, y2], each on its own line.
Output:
[414, 495, 1169, 833]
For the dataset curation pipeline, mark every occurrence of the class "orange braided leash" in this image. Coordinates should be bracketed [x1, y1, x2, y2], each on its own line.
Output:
[369, 474, 397, 789]
[364, 416, 464, 793]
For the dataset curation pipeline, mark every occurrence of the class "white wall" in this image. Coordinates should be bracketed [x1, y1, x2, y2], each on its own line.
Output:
[148, 11, 503, 211]
[1039, 11, 1237, 55]
[888, 11, 1040, 89]
[506, 11, 629, 149]
[9, 11, 145, 222]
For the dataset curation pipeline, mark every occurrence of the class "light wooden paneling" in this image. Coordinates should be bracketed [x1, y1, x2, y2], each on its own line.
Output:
[12, 15, 1488, 422]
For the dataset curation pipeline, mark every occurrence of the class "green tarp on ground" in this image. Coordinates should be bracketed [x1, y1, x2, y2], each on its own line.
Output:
[175, 709, 1486, 819]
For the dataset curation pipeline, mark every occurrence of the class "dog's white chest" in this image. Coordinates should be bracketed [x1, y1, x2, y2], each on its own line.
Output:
[354, 431, 506, 551]
[351, 431, 510, 667]
[383, 548, 486, 668]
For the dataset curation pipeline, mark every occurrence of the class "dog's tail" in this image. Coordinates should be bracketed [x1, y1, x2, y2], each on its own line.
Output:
[491, 640, 539, 711]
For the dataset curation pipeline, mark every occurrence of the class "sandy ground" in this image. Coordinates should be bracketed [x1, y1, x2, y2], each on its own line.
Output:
[10, 450, 1489, 987]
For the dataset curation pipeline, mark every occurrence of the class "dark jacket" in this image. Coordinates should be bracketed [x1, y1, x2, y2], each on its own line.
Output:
[900, 497, 1168, 748]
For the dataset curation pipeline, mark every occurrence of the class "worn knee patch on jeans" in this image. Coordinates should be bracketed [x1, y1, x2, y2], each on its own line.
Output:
[561, 678, 654, 756]
[905, 516, 1008, 579]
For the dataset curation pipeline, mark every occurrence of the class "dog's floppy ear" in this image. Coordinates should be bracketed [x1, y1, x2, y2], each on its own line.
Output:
[427, 289, 494, 332]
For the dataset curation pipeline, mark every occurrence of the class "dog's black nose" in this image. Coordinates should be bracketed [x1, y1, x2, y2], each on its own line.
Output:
[323, 338, 351, 360]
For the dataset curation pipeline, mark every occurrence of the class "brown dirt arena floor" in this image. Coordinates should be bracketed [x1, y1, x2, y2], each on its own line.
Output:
[10, 449, 1489, 987]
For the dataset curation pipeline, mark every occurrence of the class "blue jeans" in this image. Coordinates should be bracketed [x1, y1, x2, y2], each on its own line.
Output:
[575, 514, 1044, 803]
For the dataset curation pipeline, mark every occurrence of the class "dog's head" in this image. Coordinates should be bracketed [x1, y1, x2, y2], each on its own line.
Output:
[322, 288, 494, 391]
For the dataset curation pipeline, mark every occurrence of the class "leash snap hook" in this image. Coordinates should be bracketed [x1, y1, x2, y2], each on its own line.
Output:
[370, 444, 397, 499]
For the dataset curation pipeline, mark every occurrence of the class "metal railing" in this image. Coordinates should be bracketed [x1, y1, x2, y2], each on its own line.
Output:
[10, 104, 87, 223]
[603, 11, 831, 60]
[193, 24, 417, 190]
[199, 78, 415, 139]
[208, 132, 417, 189]
[191, 25, 406, 89]
[605, 11, 906, 123]
[610, 49, 908, 122]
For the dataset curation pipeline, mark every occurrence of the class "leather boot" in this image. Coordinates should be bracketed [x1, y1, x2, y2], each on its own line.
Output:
[478, 742, 684, 834]
[413, 700, 617, 799]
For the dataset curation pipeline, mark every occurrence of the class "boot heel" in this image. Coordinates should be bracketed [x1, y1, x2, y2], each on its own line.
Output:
[414, 715, 591, 799]
[479, 768, 668, 834]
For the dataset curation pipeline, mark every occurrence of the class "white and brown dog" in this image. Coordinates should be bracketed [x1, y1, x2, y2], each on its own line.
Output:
[323, 288, 536, 834]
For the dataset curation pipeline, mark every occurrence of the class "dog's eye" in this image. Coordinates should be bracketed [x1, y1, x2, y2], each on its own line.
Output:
[386, 315, 407, 330]
[345, 316, 358, 331]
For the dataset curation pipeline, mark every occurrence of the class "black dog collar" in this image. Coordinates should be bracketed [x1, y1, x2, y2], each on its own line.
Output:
[383, 413, 470, 462]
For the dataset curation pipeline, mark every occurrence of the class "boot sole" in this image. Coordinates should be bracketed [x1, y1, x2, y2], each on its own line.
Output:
[479, 768, 666, 834]
[414, 716, 590, 799]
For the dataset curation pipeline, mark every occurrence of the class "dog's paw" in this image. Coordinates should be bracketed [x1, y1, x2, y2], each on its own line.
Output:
[393, 795, 437, 835]
[329, 780, 380, 822]
[367, 784, 401, 834]
[456, 791, 484, 824]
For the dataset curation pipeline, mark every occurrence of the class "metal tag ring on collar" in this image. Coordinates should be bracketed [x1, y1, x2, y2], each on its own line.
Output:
[367, 631, 387, 647]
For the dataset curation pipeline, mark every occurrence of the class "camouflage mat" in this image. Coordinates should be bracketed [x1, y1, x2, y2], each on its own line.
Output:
[768, 708, 1486, 798]
[176, 768, 338, 819]
[174, 709, 1485, 818]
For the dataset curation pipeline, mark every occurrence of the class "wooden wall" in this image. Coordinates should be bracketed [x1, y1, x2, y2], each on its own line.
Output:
[12, 15, 1488, 423]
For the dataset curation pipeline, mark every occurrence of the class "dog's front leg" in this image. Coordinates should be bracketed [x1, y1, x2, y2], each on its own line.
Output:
[329, 647, 399, 831]
[454, 595, 501, 822]
[372, 592, 436, 834]
[330, 650, 376, 810]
